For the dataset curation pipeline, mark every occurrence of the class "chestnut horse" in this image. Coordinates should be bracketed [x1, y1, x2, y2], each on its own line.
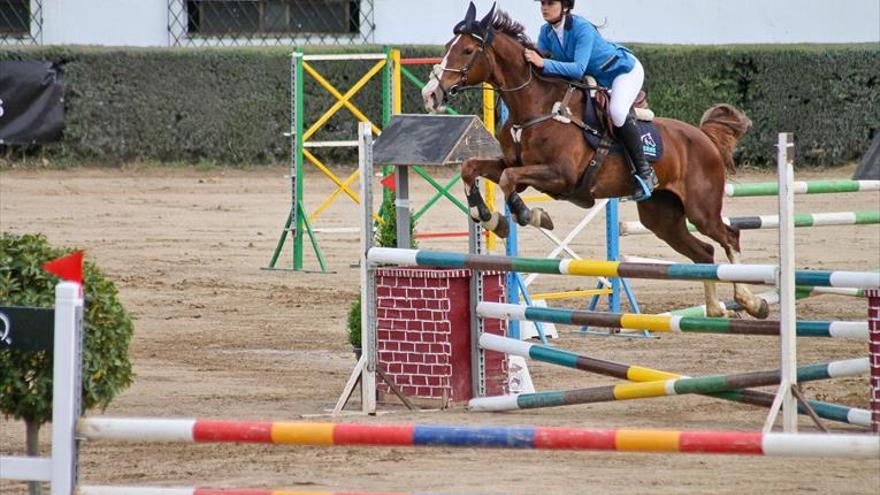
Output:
[422, 6, 768, 319]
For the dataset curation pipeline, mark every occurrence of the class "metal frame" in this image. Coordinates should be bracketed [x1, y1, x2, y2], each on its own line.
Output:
[267, 50, 501, 272]
[265, 50, 391, 272]
[0, 0, 42, 45]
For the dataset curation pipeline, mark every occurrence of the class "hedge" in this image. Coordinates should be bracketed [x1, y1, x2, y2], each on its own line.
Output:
[0, 44, 877, 167]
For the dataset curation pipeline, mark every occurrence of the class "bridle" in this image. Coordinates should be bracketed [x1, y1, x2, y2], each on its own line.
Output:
[434, 32, 534, 98]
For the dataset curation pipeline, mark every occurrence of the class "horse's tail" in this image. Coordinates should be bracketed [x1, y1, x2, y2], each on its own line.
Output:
[699, 104, 752, 175]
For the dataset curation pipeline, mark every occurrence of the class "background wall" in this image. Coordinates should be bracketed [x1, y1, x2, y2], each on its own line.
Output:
[33, 0, 880, 47]
[375, 0, 880, 45]
[41, 0, 167, 46]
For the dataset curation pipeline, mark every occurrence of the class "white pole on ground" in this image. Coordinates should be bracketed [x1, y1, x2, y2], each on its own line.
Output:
[764, 132, 798, 433]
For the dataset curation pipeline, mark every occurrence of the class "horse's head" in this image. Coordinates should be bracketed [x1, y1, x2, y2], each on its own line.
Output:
[422, 2, 497, 113]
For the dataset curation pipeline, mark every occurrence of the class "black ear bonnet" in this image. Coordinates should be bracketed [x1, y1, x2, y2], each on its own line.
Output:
[453, 2, 497, 45]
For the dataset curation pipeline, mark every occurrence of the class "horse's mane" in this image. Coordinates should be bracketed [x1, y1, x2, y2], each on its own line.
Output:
[492, 10, 537, 50]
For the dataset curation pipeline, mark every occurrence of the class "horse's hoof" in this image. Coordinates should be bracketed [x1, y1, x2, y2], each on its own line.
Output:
[750, 299, 771, 320]
[706, 307, 727, 318]
[531, 208, 554, 230]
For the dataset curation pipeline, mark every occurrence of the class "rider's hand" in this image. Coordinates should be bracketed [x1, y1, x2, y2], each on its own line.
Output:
[524, 49, 545, 69]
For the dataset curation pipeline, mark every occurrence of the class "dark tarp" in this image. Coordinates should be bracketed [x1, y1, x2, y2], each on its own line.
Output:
[853, 133, 880, 181]
[0, 61, 65, 145]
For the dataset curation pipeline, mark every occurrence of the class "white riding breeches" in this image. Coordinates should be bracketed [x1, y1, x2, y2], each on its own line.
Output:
[609, 58, 645, 127]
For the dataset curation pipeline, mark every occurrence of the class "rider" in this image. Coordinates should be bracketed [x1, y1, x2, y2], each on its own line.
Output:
[525, 0, 657, 201]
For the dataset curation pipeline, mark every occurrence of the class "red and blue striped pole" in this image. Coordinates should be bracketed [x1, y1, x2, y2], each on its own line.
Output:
[78, 418, 879, 458]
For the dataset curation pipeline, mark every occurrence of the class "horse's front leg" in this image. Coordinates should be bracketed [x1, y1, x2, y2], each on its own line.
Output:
[461, 158, 511, 238]
[499, 164, 576, 231]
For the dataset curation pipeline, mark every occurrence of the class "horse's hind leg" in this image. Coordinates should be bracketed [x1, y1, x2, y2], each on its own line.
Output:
[636, 192, 727, 317]
[687, 200, 770, 319]
[687, 209, 771, 319]
[461, 158, 511, 238]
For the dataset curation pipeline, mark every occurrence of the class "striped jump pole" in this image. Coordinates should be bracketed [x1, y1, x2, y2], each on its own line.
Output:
[469, 357, 869, 412]
[477, 302, 869, 339]
[77, 418, 878, 458]
[619, 210, 880, 236]
[619, 256, 868, 317]
[725, 179, 880, 197]
[79, 488, 420, 495]
[479, 334, 872, 427]
[368, 248, 880, 290]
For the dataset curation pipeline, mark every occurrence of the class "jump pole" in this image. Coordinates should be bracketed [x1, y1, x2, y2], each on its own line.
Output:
[620, 210, 880, 236]
[469, 357, 869, 412]
[477, 302, 869, 339]
[77, 418, 879, 458]
[367, 248, 880, 290]
[80, 489, 420, 495]
[725, 179, 880, 197]
[477, 333, 872, 427]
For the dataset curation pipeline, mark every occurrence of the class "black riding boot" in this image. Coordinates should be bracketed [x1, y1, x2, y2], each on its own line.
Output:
[616, 116, 658, 202]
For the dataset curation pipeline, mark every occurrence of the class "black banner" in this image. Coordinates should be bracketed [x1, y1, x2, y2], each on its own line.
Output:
[0, 306, 54, 352]
[0, 61, 65, 145]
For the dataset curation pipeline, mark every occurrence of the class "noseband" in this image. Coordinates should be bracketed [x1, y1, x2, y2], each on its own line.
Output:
[440, 34, 493, 96]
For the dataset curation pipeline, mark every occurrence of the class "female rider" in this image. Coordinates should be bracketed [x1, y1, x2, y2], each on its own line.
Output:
[525, 0, 657, 201]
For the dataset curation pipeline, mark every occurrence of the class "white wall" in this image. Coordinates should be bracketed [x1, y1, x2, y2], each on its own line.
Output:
[35, 0, 880, 47]
[374, 0, 880, 45]
[42, 0, 167, 46]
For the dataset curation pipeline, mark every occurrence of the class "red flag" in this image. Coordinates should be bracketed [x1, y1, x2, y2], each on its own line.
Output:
[380, 173, 396, 192]
[42, 251, 84, 285]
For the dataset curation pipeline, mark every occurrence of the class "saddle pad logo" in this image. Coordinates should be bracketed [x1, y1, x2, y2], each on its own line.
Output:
[641, 133, 658, 157]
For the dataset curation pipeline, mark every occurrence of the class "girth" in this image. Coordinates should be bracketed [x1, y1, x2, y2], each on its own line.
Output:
[507, 85, 615, 209]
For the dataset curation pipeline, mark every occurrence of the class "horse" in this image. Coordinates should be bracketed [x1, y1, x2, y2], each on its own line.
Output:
[421, 5, 768, 320]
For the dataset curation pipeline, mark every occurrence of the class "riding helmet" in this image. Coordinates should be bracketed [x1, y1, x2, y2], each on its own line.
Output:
[534, 0, 575, 9]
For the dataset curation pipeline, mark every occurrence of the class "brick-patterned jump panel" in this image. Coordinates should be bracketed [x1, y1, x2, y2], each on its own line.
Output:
[375, 268, 507, 405]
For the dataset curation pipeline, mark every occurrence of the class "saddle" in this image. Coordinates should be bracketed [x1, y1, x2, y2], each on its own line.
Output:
[543, 79, 665, 208]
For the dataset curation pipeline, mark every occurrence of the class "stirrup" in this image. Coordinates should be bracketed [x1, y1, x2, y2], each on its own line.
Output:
[631, 175, 654, 202]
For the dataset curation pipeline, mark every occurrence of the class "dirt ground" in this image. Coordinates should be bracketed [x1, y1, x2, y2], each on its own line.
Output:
[1, 163, 879, 494]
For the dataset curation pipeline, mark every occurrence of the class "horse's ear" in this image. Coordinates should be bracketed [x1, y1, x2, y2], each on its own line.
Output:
[480, 2, 496, 30]
[465, 1, 477, 24]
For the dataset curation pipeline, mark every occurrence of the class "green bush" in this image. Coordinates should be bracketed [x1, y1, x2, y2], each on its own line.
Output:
[1, 44, 877, 167]
[0, 233, 134, 451]
[346, 191, 418, 350]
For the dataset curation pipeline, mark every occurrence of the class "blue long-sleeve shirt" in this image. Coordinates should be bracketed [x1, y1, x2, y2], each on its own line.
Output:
[537, 14, 635, 88]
